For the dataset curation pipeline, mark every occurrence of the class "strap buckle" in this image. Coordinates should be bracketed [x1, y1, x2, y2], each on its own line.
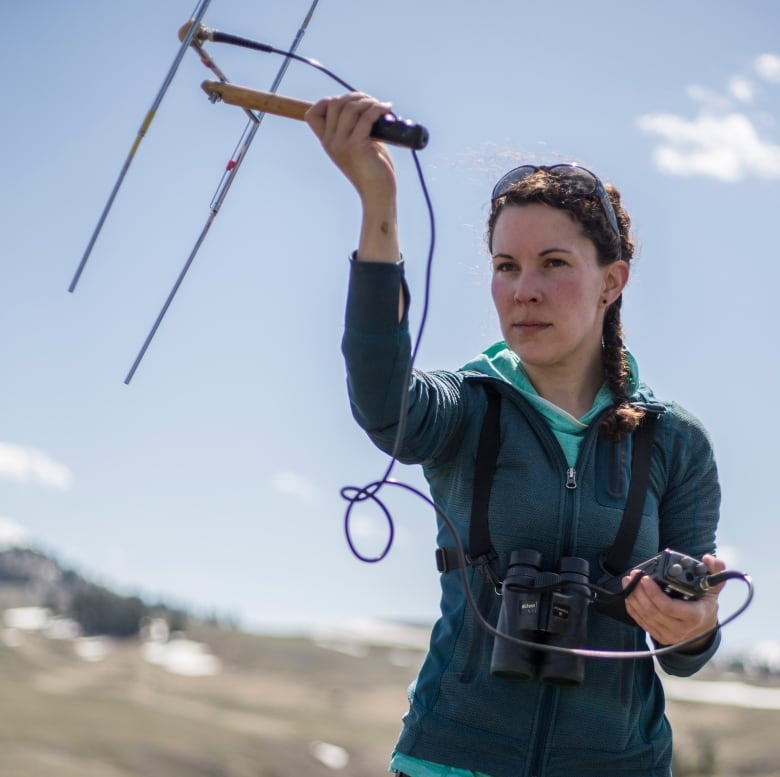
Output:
[467, 548, 503, 594]
[436, 547, 502, 593]
[435, 547, 459, 573]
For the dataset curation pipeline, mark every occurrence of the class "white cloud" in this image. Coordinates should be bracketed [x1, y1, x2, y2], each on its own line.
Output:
[638, 56, 780, 181]
[0, 516, 31, 548]
[637, 112, 780, 181]
[271, 470, 321, 507]
[728, 76, 755, 103]
[345, 510, 385, 542]
[755, 53, 780, 83]
[343, 508, 394, 560]
[686, 84, 731, 112]
[0, 442, 73, 489]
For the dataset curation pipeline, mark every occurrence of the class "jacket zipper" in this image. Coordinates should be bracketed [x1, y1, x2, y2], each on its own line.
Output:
[527, 451, 576, 776]
[562, 420, 605, 551]
[527, 687, 555, 777]
[505, 394, 609, 776]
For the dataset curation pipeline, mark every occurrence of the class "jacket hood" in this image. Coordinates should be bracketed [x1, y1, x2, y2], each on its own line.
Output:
[459, 341, 642, 420]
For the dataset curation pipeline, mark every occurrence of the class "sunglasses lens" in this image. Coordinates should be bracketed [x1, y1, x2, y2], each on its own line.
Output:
[550, 166, 621, 238]
[545, 165, 598, 196]
[491, 165, 537, 201]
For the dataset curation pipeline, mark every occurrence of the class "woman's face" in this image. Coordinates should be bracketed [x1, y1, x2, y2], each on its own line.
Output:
[490, 203, 627, 381]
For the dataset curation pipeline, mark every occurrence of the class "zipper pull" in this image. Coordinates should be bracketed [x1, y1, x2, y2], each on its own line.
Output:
[565, 467, 577, 490]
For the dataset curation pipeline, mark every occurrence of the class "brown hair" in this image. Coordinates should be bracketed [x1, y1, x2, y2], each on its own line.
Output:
[487, 168, 643, 442]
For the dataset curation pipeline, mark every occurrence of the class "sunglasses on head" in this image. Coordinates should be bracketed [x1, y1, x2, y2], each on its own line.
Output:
[491, 163, 621, 245]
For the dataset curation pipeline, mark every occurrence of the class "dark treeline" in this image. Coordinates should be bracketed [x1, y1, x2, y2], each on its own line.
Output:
[0, 547, 187, 637]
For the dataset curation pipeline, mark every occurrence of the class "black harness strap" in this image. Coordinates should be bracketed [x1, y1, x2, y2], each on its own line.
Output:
[435, 385, 501, 587]
[599, 409, 660, 576]
[468, 385, 502, 565]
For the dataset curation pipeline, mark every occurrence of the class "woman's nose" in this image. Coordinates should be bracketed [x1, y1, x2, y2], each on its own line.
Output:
[512, 273, 541, 304]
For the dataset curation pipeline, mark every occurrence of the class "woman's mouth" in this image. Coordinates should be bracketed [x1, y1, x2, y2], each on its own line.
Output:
[514, 321, 550, 333]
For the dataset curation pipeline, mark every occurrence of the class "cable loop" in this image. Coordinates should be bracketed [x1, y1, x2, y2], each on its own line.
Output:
[341, 480, 396, 563]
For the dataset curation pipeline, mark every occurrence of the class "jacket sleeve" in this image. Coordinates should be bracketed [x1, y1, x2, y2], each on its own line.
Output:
[341, 258, 469, 465]
[654, 402, 723, 676]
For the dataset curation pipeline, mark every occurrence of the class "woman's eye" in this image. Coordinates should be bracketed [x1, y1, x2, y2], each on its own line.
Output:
[494, 261, 517, 273]
[544, 257, 567, 268]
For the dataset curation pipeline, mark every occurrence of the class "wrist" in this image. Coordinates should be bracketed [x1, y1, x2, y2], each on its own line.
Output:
[672, 624, 719, 654]
[357, 202, 400, 264]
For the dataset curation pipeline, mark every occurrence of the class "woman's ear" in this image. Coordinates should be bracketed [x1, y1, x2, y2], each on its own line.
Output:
[602, 260, 629, 306]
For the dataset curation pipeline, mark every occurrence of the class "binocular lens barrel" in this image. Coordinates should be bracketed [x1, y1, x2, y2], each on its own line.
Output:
[490, 549, 542, 680]
[490, 551, 590, 686]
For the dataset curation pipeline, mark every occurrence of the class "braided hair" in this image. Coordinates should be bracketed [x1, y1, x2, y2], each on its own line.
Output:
[487, 169, 643, 442]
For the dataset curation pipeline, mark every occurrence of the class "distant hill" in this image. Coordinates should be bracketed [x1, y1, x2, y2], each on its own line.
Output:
[1, 547, 779, 776]
[0, 612, 779, 777]
[0, 547, 186, 637]
[0, 604, 421, 776]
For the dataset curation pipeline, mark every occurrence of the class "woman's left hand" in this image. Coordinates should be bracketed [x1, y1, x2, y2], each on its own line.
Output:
[624, 553, 725, 652]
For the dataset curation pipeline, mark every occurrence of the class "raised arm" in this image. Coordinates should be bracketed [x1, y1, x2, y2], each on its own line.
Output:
[305, 93, 401, 265]
[304, 93, 467, 464]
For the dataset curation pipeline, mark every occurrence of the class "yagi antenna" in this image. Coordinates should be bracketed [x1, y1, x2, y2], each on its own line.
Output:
[69, 0, 214, 293]
[124, 0, 321, 383]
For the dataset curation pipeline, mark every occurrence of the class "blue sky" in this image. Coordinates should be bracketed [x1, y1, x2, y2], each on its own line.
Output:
[1, 1, 778, 654]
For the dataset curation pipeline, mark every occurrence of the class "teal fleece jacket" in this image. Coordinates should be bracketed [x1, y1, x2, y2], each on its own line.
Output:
[342, 259, 721, 777]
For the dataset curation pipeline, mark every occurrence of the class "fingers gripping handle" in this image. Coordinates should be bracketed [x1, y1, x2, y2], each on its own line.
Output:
[201, 81, 429, 151]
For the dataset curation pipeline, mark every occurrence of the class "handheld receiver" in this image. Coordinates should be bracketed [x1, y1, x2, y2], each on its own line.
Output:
[633, 549, 711, 600]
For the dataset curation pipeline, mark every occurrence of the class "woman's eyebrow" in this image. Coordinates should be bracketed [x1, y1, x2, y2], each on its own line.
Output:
[539, 247, 573, 256]
[491, 247, 573, 260]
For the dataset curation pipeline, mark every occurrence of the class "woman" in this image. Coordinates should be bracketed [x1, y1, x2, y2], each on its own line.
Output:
[305, 93, 725, 777]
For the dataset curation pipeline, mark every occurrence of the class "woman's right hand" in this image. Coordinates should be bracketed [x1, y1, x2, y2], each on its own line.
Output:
[304, 92, 397, 207]
[305, 93, 401, 265]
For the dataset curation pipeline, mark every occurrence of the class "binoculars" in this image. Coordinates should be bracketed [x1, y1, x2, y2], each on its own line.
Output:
[491, 549, 591, 687]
